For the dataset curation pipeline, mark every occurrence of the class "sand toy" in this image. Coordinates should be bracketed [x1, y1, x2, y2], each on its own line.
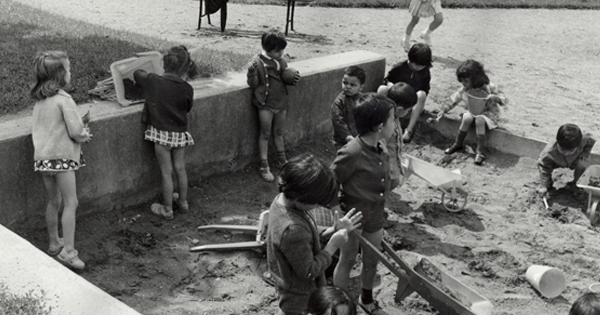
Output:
[191, 210, 268, 252]
[576, 165, 600, 226]
[401, 154, 469, 212]
[354, 231, 493, 315]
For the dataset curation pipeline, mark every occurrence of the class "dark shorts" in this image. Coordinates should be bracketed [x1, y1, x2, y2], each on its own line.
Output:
[341, 198, 385, 233]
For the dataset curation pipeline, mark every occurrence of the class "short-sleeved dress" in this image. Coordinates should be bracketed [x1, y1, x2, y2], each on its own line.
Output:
[449, 83, 507, 129]
[409, 0, 443, 18]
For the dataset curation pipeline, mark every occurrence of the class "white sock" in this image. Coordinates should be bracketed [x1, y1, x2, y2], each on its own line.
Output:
[423, 28, 432, 36]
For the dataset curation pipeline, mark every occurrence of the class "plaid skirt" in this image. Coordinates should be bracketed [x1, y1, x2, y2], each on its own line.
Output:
[145, 125, 194, 147]
[34, 152, 86, 172]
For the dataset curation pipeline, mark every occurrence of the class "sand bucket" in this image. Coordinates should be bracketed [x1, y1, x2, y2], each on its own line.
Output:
[525, 265, 566, 298]
[464, 89, 489, 116]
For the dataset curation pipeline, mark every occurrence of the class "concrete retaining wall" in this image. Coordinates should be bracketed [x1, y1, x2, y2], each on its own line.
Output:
[0, 50, 385, 230]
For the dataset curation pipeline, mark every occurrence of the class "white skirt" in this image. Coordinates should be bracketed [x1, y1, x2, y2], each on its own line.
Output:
[409, 0, 443, 18]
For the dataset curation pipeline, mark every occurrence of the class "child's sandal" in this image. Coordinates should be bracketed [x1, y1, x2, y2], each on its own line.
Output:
[47, 238, 64, 256]
[474, 154, 486, 165]
[150, 203, 174, 220]
[260, 166, 275, 182]
[56, 248, 85, 270]
[173, 193, 189, 213]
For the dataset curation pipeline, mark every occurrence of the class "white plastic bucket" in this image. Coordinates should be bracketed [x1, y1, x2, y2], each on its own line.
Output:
[525, 265, 566, 298]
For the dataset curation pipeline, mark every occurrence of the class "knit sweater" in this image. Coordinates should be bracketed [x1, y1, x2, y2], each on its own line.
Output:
[266, 194, 331, 295]
[247, 53, 289, 110]
[134, 71, 194, 132]
[32, 90, 89, 163]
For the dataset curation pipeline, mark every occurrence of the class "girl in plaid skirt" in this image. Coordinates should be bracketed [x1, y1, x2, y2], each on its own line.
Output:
[134, 45, 199, 220]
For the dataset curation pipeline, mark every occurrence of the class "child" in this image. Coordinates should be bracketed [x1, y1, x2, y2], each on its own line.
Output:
[438, 59, 507, 165]
[134, 45, 198, 220]
[381, 43, 432, 144]
[331, 93, 396, 315]
[307, 286, 357, 315]
[267, 153, 362, 315]
[537, 123, 595, 195]
[31, 50, 92, 270]
[401, 0, 444, 51]
[247, 30, 301, 182]
[331, 66, 366, 150]
[569, 292, 600, 315]
[378, 82, 418, 189]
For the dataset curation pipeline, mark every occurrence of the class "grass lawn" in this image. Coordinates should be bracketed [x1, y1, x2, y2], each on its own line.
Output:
[0, 0, 252, 116]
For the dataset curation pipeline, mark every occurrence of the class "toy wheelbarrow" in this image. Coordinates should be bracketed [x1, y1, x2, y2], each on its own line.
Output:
[576, 165, 600, 226]
[190, 210, 269, 252]
[353, 231, 493, 315]
[400, 154, 469, 212]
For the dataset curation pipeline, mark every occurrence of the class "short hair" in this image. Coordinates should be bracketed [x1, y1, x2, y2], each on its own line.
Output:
[163, 45, 198, 78]
[456, 59, 490, 89]
[354, 93, 395, 136]
[387, 82, 417, 110]
[569, 292, 600, 315]
[307, 286, 357, 315]
[557, 123, 583, 150]
[344, 66, 366, 85]
[278, 154, 338, 206]
[261, 30, 287, 52]
[408, 43, 432, 68]
[30, 51, 69, 100]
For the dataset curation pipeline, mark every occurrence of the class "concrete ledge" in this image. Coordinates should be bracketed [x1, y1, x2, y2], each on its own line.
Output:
[0, 224, 142, 315]
[425, 113, 600, 164]
[0, 50, 385, 229]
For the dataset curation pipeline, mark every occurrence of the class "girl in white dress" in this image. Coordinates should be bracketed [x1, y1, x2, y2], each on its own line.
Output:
[401, 0, 444, 51]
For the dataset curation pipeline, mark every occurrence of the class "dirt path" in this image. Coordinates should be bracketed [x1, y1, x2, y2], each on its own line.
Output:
[9, 1, 600, 314]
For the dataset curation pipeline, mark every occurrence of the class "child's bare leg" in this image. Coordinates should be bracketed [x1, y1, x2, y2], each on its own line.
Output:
[272, 110, 288, 165]
[42, 174, 63, 250]
[360, 229, 383, 290]
[55, 171, 78, 253]
[155, 143, 174, 211]
[405, 15, 420, 36]
[474, 116, 487, 136]
[427, 12, 444, 32]
[333, 230, 360, 290]
[403, 15, 420, 50]
[459, 113, 475, 132]
[172, 146, 188, 207]
[258, 109, 275, 161]
[403, 90, 427, 142]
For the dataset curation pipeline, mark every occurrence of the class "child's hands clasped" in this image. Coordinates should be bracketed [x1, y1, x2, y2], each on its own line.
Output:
[247, 60, 259, 74]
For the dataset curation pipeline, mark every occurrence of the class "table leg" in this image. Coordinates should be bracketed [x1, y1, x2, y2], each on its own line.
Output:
[197, 0, 203, 29]
[220, 0, 227, 31]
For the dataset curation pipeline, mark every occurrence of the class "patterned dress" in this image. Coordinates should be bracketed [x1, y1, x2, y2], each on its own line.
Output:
[448, 83, 507, 129]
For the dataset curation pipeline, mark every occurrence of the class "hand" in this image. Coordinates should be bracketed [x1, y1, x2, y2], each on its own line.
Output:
[293, 73, 301, 85]
[82, 111, 91, 125]
[334, 208, 362, 233]
[85, 128, 93, 143]
[345, 135, 354, 143]
[247, 60, 259, 73]
[328, 228, 349, 248]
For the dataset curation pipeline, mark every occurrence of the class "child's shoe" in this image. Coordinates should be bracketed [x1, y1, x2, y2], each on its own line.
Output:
[173, 193, 189, 213]
[56, 248, 85, 270]
[276, 151, 288, 169]
[260, 160, 275, 182]
[445, 144, 463, 155]
[474, 154, 486, 165]
[150, 203, 174, 220]
[420, 30, 431, 45]
[47, 237, 64, 256]
[358, 296, 389, 315]
[401, 35, 411, 52]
